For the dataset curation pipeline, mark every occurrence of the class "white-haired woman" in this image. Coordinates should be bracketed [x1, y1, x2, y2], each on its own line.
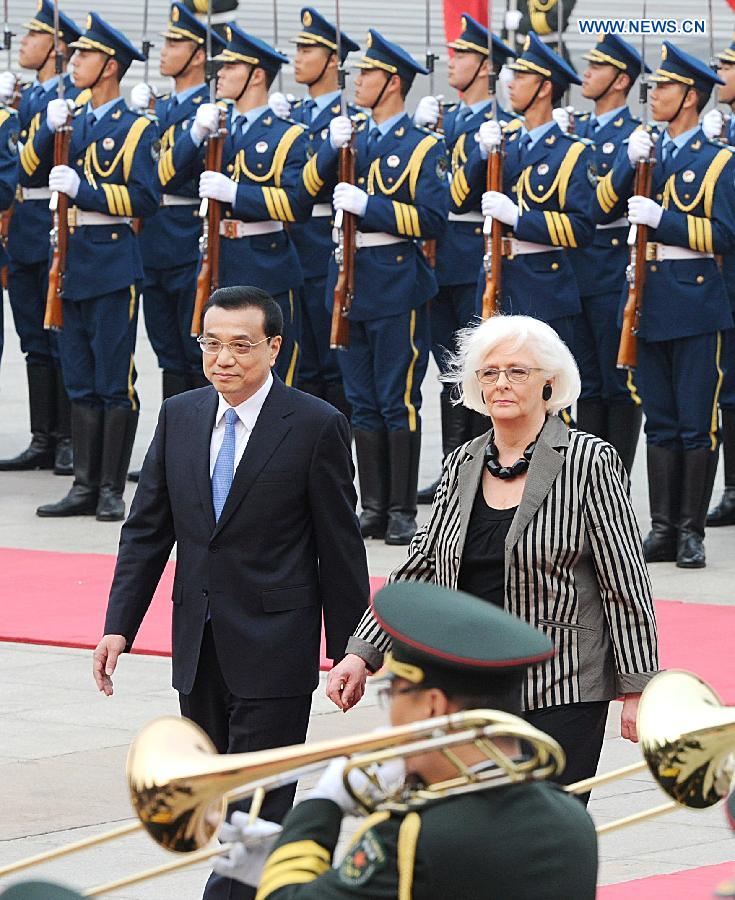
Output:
[329, 315, 659, 801]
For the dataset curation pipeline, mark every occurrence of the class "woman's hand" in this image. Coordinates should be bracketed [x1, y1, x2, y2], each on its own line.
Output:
[620, 693, 641, 742]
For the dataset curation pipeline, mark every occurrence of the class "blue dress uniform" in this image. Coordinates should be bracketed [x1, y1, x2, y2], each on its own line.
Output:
[0, 105, 18, 365]
[306, 31, 448, 545]
[288, 7, 359, 419]
[605, 42, 735, 567]
[0, 2, 83, 476]
[568, 34, 649, 474]
[418, 18, 516, 504]
[707, 39, 735, 527]
[452, 33, 595, 349]
[31, 14, 159, 522]
[164, 25, 310, 385]
[139, 4, 224, 398]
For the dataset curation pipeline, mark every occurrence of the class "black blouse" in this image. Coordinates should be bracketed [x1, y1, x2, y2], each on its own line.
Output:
[457, 487, 517, 608]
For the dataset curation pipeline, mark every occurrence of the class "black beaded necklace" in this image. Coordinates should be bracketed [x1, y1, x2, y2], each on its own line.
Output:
[484, 425, 544, 480]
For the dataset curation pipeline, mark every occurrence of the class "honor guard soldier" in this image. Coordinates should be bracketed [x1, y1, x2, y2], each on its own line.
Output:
[702, 41, 735, 527]
[311, 31, 449, 545]
[606, 42, 735, 567]
[0, 104, 17, 367]
[453, 32, 595, 348]
[30, 13, 159, 521]
[413, 15, 517, 504]
[165, 25, 310, 385]
[128, 4, 225, 402]
[288, 6, 358, 419]
[0, 1, 82, 476]
[567, 34, 649, 474]
[212, 582, 598, 900]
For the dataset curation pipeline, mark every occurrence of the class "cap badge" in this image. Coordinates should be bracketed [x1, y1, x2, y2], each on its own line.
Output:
[303, 10, 312, 26]
[171, 5, 180, 22]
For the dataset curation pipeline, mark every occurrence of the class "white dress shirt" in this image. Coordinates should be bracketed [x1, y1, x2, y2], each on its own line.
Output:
[209, 373, 274, 476]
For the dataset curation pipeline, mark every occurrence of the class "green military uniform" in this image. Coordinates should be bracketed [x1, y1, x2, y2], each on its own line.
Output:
[253, 582, 599, 900]
[0, 882, 84, 899]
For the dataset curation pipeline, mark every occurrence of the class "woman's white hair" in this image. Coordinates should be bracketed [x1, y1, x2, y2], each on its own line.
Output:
[443, 315, 581, 415]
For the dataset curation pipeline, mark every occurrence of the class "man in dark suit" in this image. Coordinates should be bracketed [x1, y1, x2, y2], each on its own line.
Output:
[93, 285, 369, 899]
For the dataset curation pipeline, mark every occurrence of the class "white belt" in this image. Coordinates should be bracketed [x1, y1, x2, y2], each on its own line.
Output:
[645, 242, 714, 262]
[68, 208, 131, 227]
[20, 187, 52, 201]
[311, 203, 332, 218]
[160, 194, 199, 207]
[597, 218, 629, 230]
[219, 219, 283, 238]
[448, 211, 484, 223]
[354, 231, 409, 249]
[503, 237, 562, 256]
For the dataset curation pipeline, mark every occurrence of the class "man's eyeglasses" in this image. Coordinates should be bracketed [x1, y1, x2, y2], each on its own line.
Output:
[197, 336, 271, 356]
[475, 366, 545, 385]
[376, 682, 426, 711]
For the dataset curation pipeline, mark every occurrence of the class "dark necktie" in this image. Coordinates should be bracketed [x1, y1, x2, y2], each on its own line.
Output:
[518, 132, 532, 158]
[303, 99, 317, 124]
[367, 128, 380, 152]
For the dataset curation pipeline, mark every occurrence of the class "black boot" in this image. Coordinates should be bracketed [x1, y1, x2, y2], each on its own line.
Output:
[324, 381, 352, 423]
[36, 404, 103, 516]
[97, 407, 139, 522]
[53, 366, 73, 475]
[576, 399, 608, 441]
[606, 403, 643, 476]
[385, 430, 421, 546]
[418, 392, 469, 504]
[677, 448, 719, 569]
[642, 445, 682, 563]
[354, 429, 389, 539]
[707, 409, 735, 526]
[0, 364, 56, 470]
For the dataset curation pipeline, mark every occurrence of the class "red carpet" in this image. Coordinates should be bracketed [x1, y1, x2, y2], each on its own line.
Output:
[598, 861, 735, 898]
[1, 547, 734, 698]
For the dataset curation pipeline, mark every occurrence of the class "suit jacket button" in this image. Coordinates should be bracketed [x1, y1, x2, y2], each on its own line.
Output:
[202, 588, 209, 597]
[210, 544, 218, 553]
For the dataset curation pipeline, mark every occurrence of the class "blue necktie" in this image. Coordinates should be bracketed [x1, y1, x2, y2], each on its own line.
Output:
[518, 132, 531, 158]
[303, 99, 317, 123]
[367, 128, 380, 152]
[211, 407, 239, 521]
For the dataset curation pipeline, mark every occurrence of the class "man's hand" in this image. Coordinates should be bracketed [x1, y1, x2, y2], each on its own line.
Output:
[620, 692, 641, 742]
[192, 103, 220, 143]
[0, 71, 16, 103]
[702, 108, 725, 141]
[49, 165, 80, 199]
[482, 190, 519, 227]
[130, 82, 153, 112]
[329, 115, 352, 150]
[414, 95, 440, 128]
[333, 182, 368, 217]
[46, 98, 74, 132]
[627, 195, 663, 229]
[267, 91, 291, 118]
[199, 171, 238, 205]
[211, 814, 283, 887]
[93, 634, 127, 696]
[627, 129, 653, 165]
[326, 653, 368, 711]
[478, 120, 502, 154]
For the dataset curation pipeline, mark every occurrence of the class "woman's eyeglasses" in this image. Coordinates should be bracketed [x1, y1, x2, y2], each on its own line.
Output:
[475, 366, 545, 385]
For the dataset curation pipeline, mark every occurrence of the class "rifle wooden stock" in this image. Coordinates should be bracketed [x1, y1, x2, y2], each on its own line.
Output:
[190, 110, 226, 336]
[481, 146, 503, 320]
[421, 104, 444, 269]
[44, 123, 71, 331]
[617, 152, 654, 369]
[330, 141, 356, 350]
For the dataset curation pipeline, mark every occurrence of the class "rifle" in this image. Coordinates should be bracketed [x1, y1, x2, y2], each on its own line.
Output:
[481, 0, 504, 319]
[44, 0, 70, 331]
[329, 0, 355, 350]
[421, 0, 439, 268]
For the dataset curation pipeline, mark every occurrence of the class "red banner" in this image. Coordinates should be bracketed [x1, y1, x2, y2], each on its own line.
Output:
[443, 0, 488, 45]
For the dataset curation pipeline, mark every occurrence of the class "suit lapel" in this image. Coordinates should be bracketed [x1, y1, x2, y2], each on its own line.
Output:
[192, 388, 219, 532]
[211, 378, 294, 537]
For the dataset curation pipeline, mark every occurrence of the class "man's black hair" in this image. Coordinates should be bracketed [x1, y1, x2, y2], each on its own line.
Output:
[203, 285, 283, 338]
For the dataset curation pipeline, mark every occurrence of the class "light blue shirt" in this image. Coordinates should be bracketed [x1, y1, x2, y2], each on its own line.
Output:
[588, 104, 627, 132]
[86, 97, 121, 121]
[661, 124, 700, 158]
[235, 103, 269, 136]
[480, 117, 555, 160]
[173, 82, 205, 104]
[40, 75, 60, 94]
[458, 98, 491, 116]
[306, 89, 340, 114]
[368, 111, 405, 141]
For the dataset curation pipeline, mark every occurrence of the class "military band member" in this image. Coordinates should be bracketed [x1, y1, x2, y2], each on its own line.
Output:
[702, 40, 735, 527]
[128, 3, 225, 403]
[288, 6, 358, 419]
[453, 32, 595, 348]
[212, 582, 598, 899]
[312, 30, 449, 545]
[606, 42, 735, 568]
[504, 0, 577, 67]
[567, 34, 649, 474]
[413, 15, 517, 504]
[29, 14, 159, 521]
[165, 24, 310, 385]
[0, 1, 82, 476]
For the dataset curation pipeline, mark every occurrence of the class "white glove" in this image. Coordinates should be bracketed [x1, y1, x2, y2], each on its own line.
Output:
[199, 171, 237, 205]
[329, 115, 352, 150]
[48, 165, 80, 198]
[0, 71, 16, 103]
[414, 95, 440, 128]
[333, 182, 368, 217]
[478, 120, 502, 154]
[627, 129, 653, 165]
[482, 190, 519, 227]
[505, 9, 523, 30]
[702, 108, 725, 141]
[268, 91, 291, 119]
[627, 195, 663, 229]
[211, 814, 283, 887]
[310, 755, 406, 814]
[130, 82, 153, 112]
[46, 98, 74, 132]
[192, 103, 220, 143]
[552, 107, 570, 132]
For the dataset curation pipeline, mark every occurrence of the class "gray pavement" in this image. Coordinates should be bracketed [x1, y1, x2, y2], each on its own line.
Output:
[1, 291, 734, 897]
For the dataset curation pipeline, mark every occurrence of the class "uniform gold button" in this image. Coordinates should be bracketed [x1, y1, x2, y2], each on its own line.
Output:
[537, 184, 544, 191]
[650, 264, 657, 272]
[257, 163, 263, 169]
[21, 130, 26, 138]
[696, 274, 704, 284]
[387, 177, 394, 183]
[611, 238, 619, 246]
[656, 193, 662, 201]
[551, 261, 559, 270]
[227, 164, 234, 172]
[474, 227, 481, 235]
[111, 232, 118, 240]
[511, 185, 517, 192]
[358, 177, 365, 184]
[77, 159, 83, 165]
[684, 193, 690, 200]
[270, 242, 277, 249]
[396, 255, 404, 262]
[225, 210, 231, 217]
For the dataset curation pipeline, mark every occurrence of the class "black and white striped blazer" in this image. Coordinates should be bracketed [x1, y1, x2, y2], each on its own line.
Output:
[347, 416, 659, 711]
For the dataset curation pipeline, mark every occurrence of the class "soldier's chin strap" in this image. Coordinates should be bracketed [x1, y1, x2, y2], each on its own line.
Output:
[88, 54, 112, 92]
[367, 71, 393, 110]
[458, 54, 487, 95]
[172, 40, 203, 80]
[669, 83, 692, 126]
[591, 68, 623, 103]
[38, 37, 56, 73]
[515, 75, 546, 115]
[305, 48, 335, 88]
[235, 64, 256, 102]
